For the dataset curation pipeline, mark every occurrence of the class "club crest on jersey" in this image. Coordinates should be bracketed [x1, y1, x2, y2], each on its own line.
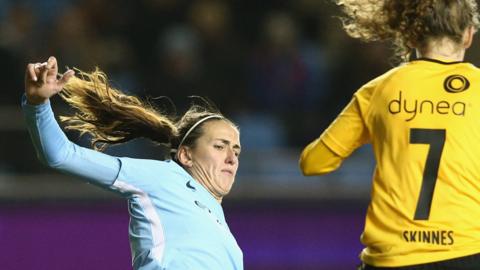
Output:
[443, 74, 470, 93]
[388, 91, 466, 121]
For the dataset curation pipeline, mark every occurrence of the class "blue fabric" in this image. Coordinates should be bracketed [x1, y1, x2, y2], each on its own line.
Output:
[22, 95, 243, 270]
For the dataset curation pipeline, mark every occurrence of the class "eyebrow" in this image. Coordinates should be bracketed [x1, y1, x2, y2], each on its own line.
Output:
[215, 138, 241, 151]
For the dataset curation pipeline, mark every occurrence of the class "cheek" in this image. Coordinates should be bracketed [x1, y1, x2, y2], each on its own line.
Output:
[209, 152, 226, 167]
[196, 152, 220, 169]
[194, 148, 229, 172]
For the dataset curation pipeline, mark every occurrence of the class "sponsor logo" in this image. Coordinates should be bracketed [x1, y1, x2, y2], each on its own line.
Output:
[388, 91, 466, 121]
[444, 74, 470, 93]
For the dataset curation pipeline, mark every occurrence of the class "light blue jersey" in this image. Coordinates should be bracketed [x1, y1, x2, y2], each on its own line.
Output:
[22, 96, 243, 270]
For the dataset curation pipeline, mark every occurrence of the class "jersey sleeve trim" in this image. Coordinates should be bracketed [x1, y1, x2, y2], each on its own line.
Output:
[320, 132, 352, 158]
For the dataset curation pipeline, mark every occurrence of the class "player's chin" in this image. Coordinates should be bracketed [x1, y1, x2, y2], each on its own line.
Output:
[220, 176, 235, 194]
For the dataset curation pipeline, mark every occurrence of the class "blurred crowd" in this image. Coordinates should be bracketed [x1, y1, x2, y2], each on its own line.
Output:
[1, 0, 394, 153]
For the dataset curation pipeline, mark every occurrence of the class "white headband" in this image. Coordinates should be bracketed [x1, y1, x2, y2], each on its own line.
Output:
[172, 115, 224, 158]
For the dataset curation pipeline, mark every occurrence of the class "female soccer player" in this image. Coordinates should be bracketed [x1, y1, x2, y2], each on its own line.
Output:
[23, 56, 242, 270]
[300, 0, 480, 269]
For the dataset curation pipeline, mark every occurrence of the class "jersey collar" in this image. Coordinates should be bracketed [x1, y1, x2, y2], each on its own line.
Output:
[412, 57, 466, 65]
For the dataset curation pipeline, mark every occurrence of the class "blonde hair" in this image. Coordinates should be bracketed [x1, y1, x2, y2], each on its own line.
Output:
[336, 0, 480, 61]
[60, 68, 231, 155]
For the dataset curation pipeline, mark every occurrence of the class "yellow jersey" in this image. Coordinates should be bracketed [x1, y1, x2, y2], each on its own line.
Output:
[303, 58, 480, 267]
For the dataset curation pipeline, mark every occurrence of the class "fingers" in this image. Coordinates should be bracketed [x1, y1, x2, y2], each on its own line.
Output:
[57, 69, 75, 90]
[26, 62, 46, 81]
[48, 56, 57, 71]
[46, 56, 58, 81]
[34, 56, 56, 83]
[25, 56, 69, 90]
[40, 61, 49, 83]
[26, 63, 38, 82]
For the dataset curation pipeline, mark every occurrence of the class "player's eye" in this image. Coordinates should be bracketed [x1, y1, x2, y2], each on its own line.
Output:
[214, 144, 224, 150]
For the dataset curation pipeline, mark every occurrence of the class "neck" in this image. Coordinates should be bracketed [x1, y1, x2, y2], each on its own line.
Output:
[208, 188, 223, 203]
[190, 173, 223, 203]
[418, 50, 465, 62]
[416, 38, 466, 62]
[195, 178, 223, 203]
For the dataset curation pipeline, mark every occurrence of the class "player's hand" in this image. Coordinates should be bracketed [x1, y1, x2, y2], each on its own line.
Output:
[24, 56, 75, 105]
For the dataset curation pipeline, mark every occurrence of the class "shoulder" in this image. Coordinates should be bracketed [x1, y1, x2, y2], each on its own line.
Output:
[117, 158, 189, 179]
[119, 157, 173, 167]
[457, 62, 480, 79]
[353, 66, 403, 101]
[363, 65, 405, 89]
[112, 158, 191, 194]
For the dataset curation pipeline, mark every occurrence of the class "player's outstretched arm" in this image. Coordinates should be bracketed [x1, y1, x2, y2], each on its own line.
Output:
[22, 57, 120, 187]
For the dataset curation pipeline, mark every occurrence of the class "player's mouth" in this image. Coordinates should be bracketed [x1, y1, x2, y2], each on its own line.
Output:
[221, 169, 234, 176]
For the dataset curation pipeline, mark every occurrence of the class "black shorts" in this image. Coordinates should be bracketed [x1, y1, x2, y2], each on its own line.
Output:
[358, 253, 480, 270]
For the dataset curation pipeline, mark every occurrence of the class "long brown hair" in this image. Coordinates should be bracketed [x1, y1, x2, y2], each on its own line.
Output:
[336, 0, 480, 61]
[60, 68, 233, 158]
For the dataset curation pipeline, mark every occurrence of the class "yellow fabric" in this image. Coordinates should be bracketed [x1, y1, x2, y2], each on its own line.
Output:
[299, 139, 343, 175]
[301, 59, 480, 267]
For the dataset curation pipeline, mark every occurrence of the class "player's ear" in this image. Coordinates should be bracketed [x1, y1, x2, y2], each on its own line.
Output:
[463, 25, 475, 49]
[177, 146, 193, 167]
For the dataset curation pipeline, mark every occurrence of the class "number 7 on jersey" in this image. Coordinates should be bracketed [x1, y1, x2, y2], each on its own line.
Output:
[409, 128, 446, 221]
